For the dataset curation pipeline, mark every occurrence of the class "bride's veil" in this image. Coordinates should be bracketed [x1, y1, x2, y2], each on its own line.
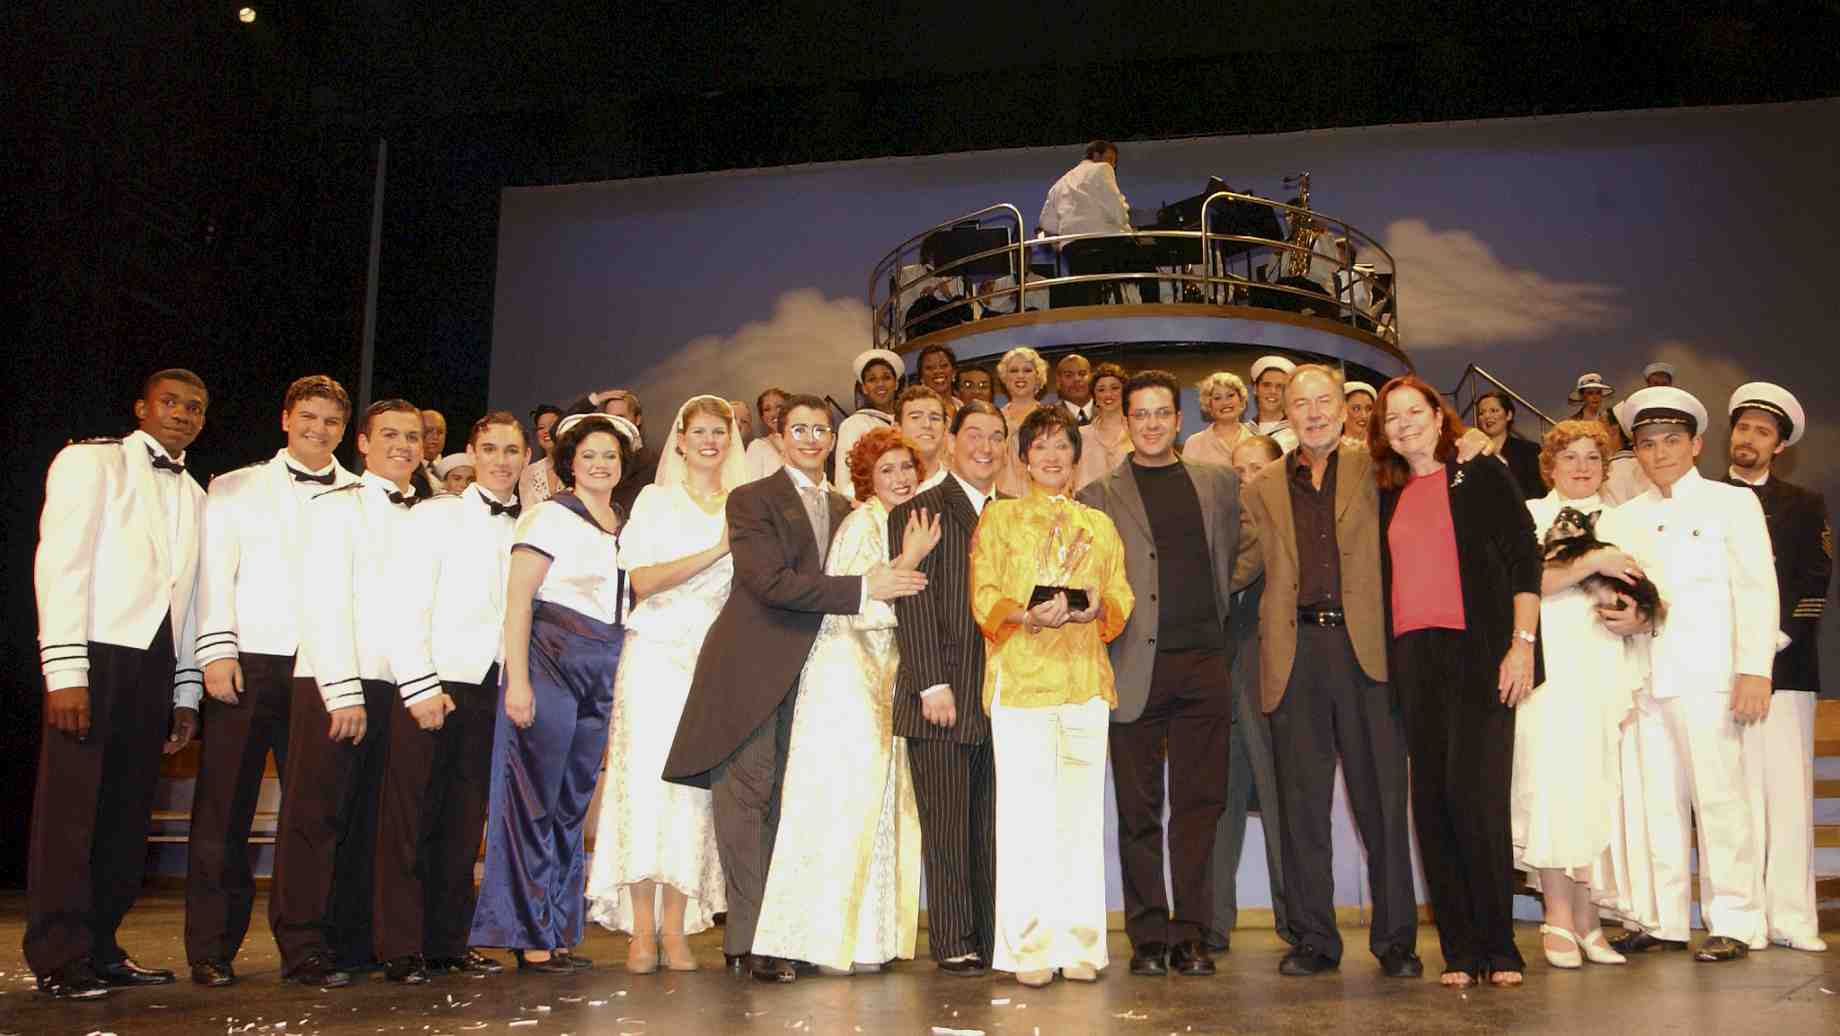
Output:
[653, 394, 749, 492]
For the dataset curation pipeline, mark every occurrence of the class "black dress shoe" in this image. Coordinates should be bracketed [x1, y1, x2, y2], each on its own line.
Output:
[97, 957, 176, 986]
[725, 952, 748, 975]
[1169, 940, 1216, 977]
[385, 955, 431, 984]
[937, 954, 989, 977]
[1278, 945, 1339, 976]
[555, 950, 593, 969]
[1202, 930, 1231, 954]
[750, 954, 798, 983]
[37, 963, 111, 1000]
[1694, 936, 1750, 963]
[1378, 947, 1424, 978]
[513, 950, 576, 975]
[286, 952, 352, 988]
[190, 960, 237, 987]
[429, 949, 504, 975]
[1611, 930, 1688, 954]
[1129, 942, 1169, 976]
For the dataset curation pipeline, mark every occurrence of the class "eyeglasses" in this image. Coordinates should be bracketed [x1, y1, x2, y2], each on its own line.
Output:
[1127, 408, 1177, 423]
[786, 424, 834, 442]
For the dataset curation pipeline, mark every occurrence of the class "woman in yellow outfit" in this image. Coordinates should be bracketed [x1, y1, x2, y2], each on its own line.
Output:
[970, 406, 1134, 988]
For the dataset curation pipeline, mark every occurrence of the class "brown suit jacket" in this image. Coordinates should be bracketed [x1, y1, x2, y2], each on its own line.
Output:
[663, 467, 857, 786]
[1239, 440, 1388, 713]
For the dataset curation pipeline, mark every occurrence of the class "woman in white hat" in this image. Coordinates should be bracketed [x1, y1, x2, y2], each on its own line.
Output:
[835, 349, 904, 502]
[1567, 373, 1612, 421]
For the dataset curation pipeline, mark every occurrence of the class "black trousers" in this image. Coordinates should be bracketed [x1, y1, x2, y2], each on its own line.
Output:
[1393, 629, 1523, 973]
[709, 684, 797, 957]
[1267, 625, 1417, 963]
[1109, 648, 1231, 946]
[24, 622, 175, 977]
[269, 677, 391, 971]
[184, 650, 293, 966]
[906, 737, 996, 961]
[374, 668, 498, 962]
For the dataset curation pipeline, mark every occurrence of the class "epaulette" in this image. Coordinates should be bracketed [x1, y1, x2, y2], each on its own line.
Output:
[312, 482, 364, 500]
[68, 436, 122, 446]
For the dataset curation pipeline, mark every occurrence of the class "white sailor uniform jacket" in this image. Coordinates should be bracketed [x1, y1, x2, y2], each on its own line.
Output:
[194, 450, 358, 670]
[34, 430, 206, 707]
[1620, 468, 1779, 698]
[297, 471, 419, 711]
[387, 483, 521, 706]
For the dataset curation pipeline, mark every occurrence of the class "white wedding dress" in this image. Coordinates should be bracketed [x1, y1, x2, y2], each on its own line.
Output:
[587, 401, 748, 935]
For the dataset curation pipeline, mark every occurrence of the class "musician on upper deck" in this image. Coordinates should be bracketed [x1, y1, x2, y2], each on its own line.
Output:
[1039, 140, 1159, 306]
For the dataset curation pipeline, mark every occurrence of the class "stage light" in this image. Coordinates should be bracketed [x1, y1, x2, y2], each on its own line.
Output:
[238, 7, 256, 23]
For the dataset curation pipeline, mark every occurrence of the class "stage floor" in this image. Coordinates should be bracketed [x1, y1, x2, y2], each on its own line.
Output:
[0, 893, 1835, 1035]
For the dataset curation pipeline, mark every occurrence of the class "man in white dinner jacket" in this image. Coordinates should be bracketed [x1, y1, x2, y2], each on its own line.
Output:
[1604, 386, 1774, 964]
[372, 410, 529, 983]
[273, 398, 427, 987]
[27, 369, 210, 1001]
[185, 374, 358, 988]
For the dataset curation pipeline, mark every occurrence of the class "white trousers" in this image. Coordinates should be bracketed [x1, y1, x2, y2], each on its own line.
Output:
[1627, 692, 1766, 945]
[989, 693, 1110, 975]
[1730, 691, 1822, 946]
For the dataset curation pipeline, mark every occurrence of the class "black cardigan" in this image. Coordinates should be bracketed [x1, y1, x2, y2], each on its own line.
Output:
[1379, 457, 1544, 694]
[1499, 434, 1545, 501]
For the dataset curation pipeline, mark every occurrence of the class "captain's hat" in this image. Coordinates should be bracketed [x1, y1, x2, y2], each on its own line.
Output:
[1620, 386, 1707, 438]
[1727, 382, 1805, 447]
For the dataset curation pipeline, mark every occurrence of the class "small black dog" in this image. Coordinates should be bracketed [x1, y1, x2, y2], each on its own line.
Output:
[1541, 507, 1667, 631]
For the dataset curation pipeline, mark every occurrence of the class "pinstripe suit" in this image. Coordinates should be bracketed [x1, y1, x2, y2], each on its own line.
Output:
[890, 474, 997, 962]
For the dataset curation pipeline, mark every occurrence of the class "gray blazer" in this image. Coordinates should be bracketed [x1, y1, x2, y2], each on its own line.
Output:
[1078, 458, 1257, 723]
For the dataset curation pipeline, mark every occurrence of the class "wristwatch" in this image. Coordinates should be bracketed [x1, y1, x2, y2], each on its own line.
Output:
[1513, 629, 1536, 645]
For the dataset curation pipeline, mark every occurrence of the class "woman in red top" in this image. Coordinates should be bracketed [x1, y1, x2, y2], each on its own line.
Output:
[1372, 376, 1542, 989]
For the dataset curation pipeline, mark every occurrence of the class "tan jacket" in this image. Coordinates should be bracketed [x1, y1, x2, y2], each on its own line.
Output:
[1238, 440, 1388, 713]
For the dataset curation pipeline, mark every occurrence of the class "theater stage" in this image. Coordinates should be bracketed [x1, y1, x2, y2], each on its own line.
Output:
[0, 893, 1834, 1035]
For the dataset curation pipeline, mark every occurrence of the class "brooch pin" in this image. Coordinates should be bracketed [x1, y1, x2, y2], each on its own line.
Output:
[1449, 469, 1466, 489]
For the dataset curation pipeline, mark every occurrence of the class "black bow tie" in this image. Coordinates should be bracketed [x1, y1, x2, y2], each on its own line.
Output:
[388, 490, 417, 508]
[485, 497, 521, 519]
[289, 465, 335, 485]
[147, 447, 184, 474]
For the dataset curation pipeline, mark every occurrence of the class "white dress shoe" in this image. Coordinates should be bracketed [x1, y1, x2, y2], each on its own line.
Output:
[1579, 929, 1627, 965]
[1540, 925, 1582, 969]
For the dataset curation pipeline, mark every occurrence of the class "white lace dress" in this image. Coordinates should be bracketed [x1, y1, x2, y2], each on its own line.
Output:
[586, 483, 730, 934]
[749, 498, 921, 970]
[1511, 492, 1640, 900]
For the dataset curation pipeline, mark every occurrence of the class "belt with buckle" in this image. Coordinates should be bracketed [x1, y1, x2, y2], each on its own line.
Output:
[1297, 606, 1346, 627]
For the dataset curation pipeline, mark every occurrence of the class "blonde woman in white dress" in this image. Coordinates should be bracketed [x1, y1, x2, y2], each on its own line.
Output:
[1513, 419, 1643, 969]
[750, 426, 941, 974]
[586, 396, 745, 973]
[1181, 371, 1256, 466]
[995, 346, 1048, 497]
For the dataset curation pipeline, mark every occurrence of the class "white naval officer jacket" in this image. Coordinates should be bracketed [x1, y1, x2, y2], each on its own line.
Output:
[34, 429, 206, 708]
[387, 483, 520, 706]
[1619, 468, 1778, 698]
[296, 471, 420, 712]
[194, 450, 359, 671]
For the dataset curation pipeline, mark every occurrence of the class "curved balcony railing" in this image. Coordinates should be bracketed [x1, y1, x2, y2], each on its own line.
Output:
[869, 192, 1398, 351]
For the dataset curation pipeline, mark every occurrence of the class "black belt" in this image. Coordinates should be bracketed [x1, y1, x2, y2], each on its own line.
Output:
[1297, 606, 1346, 628]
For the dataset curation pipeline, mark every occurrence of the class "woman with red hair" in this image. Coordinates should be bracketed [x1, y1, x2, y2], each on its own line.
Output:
[1371, 375, 1542, 988]
[751, 426, 944, 974]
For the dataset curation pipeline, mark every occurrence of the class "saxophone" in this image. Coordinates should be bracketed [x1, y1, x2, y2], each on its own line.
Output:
[1281, 172, 1319, 280]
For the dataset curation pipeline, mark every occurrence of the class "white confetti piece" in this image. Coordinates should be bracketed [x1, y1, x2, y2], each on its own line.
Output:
[990, 997, 1010, 1005]
[588, 1001, 607, 1007]
[930, 1028, 985, 1036]
[509, 1023, 538, 1030]
[535, 1006, 552, 1013]
[558, 996, 583, 1003]
[1114, 1011, 1149, 1021]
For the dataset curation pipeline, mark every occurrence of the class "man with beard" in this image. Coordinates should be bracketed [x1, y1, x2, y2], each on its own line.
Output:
[1722, 382, 1828, 952]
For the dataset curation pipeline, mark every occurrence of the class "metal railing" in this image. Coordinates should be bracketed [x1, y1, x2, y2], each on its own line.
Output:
[869, 192, 1398, 349]
[1452, 363, 1558, 439]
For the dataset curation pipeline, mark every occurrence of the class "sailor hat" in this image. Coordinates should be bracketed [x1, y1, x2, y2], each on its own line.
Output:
[853, 348, 905, 384]
[1250, 355, 1297, 382]
[1727, 381, 1804, 447]
[1343, 381, 1377, 400]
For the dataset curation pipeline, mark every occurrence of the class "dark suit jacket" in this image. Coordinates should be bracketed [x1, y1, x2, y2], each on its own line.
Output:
[890, 476, 989, 743]
[1077, 458, 1255, 723]
[1732, 476, 1829, 693]
[663, 468, 857, 786]
[1379, 457, 1543, 694]
[1822, 537, 1839, 701]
